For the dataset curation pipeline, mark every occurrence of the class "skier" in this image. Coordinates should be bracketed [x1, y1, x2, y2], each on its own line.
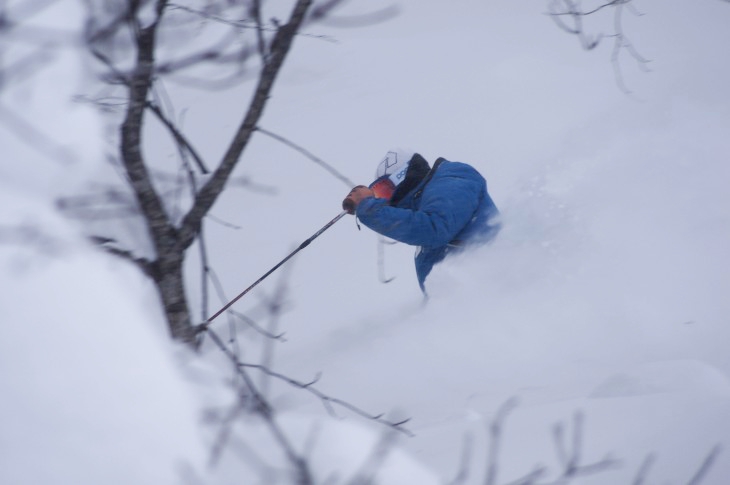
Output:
[342, 150, 501, 292]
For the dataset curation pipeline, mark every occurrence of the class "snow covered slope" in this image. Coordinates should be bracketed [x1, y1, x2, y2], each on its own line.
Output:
[3, 1, 729, 484]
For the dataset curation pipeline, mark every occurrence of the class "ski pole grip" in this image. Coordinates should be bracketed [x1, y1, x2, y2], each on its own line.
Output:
[342, 198, 355, 214]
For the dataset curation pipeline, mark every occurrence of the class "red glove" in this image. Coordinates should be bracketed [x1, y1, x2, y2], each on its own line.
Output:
[342, 185, 374, 214]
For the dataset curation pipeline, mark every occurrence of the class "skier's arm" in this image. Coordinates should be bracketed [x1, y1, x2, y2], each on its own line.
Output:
[356, 173, 482, 247]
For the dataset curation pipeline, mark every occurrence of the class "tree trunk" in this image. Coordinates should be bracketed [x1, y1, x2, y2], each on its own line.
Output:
[111, 0, 315, 347]
[151, 253, 198, 345]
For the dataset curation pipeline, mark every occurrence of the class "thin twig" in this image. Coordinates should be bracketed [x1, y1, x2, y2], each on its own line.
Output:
[229, 308, 287, 340]
[546, 411, 620, 484]
[95, 241, 155, 277]
[448, 433, 473, 485]
[146, 101, 209, 174]
[239, 362, 413, 436]
[687, 445, 722, 485]
[503, 466, 547, 485]
[208, 395, 246, 467]
[347, 430, 398, 485]
[256, 126, 355, 187]
[547, 0, 650, 94]
[631, 454, 655, 485]
[205, 327, 311, 482]
[258, 267, 292, 399]
[250, 0, 268, 62]
[485, 397, 519, 485]
[168, 3, 337, 43]
[177, 0, 317, 252]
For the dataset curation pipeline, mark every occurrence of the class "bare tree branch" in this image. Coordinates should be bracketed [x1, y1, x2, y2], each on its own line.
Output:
[229, 308, 287, 340]
[92, 237, 155, 277]
[256, 267, 291, 399]
[483, 401, 622, 485]
[119, 0, 177, 255]
[167, 2, 337, 44]
[206, 326, 313, 483]
[448, 433, 474, 485]
[256, 126, 355, 187]
[609, 1, 650, 94]
[146, 100, 209, 174]
[485, 397, 519, 485]
[239, 361, 413, 436]
[547, 0, 651, 94]
[249, 0, 268, 62]
[504, 467, 547, 485]
[547, 0, 603, 49]
[631, 454, 655, 485]
[316, 5, 401, 29]
[155, 34, 256, 77]
[178, 0, 315, 251]
[546, 411, 619, 484]
[208, 393, 247, 467]
[687, 445, 723, 485]
[346, 430, 398, 485]
[202, 263, 286, 350]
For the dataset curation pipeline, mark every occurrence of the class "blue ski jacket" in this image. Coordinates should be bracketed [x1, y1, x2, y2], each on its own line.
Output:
[356, 158, 500, 291]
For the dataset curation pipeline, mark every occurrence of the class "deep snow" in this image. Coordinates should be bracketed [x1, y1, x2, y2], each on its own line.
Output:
[2, 0, 730, 484]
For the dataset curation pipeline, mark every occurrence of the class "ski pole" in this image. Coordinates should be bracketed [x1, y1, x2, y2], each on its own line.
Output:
[199, 210, 348, 330]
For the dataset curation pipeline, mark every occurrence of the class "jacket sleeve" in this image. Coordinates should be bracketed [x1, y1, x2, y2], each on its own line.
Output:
[356, 164, 484, 248]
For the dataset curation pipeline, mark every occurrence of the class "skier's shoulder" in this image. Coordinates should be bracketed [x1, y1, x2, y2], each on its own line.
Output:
[431, 158, 485, 183]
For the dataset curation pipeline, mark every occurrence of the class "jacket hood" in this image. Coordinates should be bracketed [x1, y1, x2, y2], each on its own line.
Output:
[390, 153, 430, 205]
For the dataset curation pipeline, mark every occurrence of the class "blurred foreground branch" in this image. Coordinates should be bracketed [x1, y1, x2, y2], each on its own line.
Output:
[474, 398, 720, 485]
[205, 326, 413, 436]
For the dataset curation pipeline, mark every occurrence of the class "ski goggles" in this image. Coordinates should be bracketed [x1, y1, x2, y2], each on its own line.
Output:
[369, 175, 397, 200]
